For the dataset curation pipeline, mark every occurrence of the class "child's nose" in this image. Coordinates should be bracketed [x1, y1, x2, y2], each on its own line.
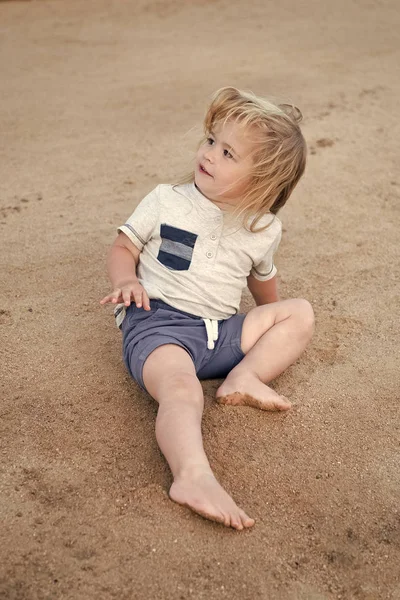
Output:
[204, 147, 214, 162]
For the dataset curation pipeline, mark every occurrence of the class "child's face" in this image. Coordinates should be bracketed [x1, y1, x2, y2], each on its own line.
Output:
[195, 120, 255, 208]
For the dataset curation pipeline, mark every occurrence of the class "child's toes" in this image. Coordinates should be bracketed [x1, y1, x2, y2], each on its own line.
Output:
[221, 512, 231, 528]
[230, 515, 244, 530]
[239, 510, 255, 528]
[274, 395, 291, 411]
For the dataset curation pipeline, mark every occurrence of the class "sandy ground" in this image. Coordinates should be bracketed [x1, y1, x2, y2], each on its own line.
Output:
[1, 0, 399, 598]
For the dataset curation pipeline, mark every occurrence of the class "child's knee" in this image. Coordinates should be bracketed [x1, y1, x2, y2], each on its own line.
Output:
[158, 371, 203, 405]
[292, 298, 315, 337]
[165, 371, 198, 391]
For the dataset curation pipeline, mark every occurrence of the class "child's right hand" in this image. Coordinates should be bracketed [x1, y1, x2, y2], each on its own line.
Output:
[100, 281, 151, 310]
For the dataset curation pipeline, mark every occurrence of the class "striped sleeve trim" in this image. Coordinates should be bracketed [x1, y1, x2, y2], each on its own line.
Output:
[123, 223, 146, 246]
[250, 264, 277, 281]
[117, 223, 146, 249]
[252, 263, 275, 278]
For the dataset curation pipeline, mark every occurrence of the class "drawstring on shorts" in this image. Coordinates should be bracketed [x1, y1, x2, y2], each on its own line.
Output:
[202, 318, 219, 350]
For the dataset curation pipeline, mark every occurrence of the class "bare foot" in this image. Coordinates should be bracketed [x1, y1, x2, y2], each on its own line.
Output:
[216, 371, 291, 411]
[169, 467, 255, 530]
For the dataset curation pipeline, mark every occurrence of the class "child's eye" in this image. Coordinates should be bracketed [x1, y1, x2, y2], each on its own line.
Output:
[223, 149, 234, 159]
[206, 137, 214, 145]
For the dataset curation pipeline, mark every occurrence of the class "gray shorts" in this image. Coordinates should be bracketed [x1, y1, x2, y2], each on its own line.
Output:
[121, 300, 246, 392]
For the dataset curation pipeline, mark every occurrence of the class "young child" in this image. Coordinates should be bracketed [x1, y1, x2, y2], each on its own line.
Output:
[100, 87, 314, 530]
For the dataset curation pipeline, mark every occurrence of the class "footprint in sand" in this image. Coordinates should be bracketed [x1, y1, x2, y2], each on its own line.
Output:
[0, 193, 42, 223]
[309, 138, 335, 155]
[0, 309, 12, 325]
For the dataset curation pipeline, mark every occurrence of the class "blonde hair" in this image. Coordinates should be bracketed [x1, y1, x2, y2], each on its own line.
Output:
[181, 86, 307, 232]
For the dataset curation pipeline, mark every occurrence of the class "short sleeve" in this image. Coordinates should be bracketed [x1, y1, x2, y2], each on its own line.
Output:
[250, 223, 282, 281]
[117, 186, 160, 250]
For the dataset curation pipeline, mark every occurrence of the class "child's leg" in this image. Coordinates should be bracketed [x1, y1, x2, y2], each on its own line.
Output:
[142, 344, 254, 530]
[217, 298, 314, 410]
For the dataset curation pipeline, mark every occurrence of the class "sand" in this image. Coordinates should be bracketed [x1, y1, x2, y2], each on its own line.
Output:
[1, 1, 399, 598]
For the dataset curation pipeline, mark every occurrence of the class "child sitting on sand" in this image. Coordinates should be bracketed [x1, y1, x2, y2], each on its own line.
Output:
[100, 86, 314, 530]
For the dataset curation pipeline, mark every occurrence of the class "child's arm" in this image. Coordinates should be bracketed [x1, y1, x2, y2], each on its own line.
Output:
[247, 274, 279, 305]
[100, 232, 151, 310]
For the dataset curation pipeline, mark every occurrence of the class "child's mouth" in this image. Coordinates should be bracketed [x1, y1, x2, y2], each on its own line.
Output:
[200, 164, 212, 177]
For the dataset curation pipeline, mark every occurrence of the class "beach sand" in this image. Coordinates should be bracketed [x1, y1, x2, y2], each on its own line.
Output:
[1, 1, 399, 598]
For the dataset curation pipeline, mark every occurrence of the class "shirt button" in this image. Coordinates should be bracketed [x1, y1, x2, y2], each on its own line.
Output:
[210, 234, 217, 240]
[206, 251, 213, 258]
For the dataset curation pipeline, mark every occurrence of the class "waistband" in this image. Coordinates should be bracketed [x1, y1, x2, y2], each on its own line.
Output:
[149, 299, 204, 320]
[149, 301, 219, 349]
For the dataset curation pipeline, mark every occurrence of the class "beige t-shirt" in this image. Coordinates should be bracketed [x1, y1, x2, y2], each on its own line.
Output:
[116, 183, 282, 323]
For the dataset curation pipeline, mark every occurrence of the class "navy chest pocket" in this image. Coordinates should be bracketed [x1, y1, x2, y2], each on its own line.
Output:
[157, 224, 198, 271]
